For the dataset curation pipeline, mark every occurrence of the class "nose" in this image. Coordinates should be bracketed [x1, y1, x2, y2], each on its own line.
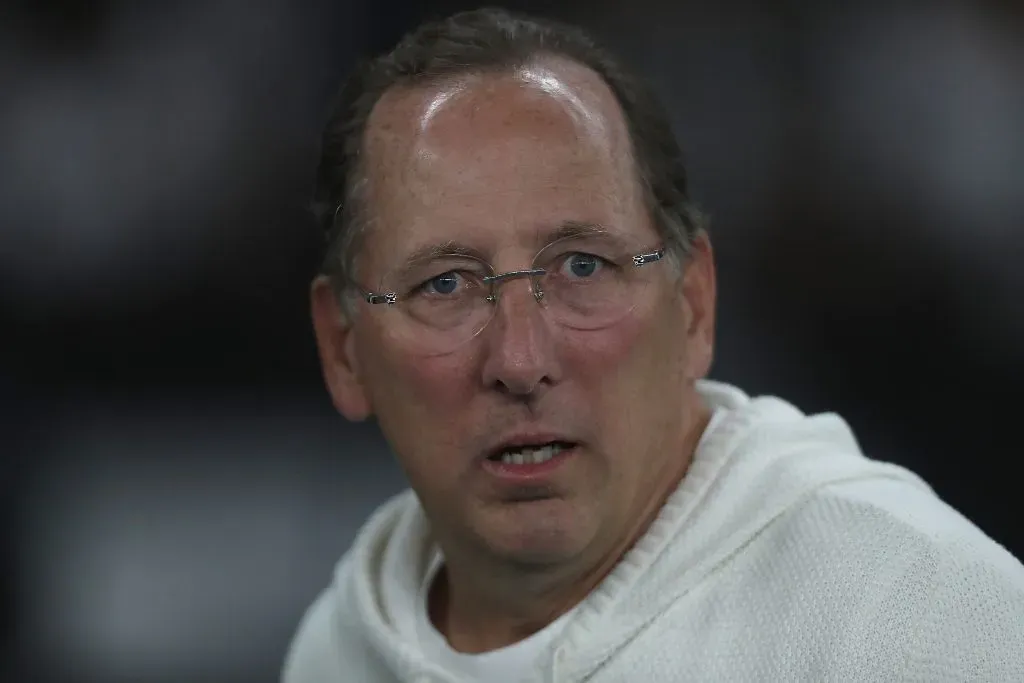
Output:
[479, 278, 561, 398]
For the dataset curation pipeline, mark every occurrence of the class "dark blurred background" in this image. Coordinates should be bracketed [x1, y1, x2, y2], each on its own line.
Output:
[2, 0, 1022, 681]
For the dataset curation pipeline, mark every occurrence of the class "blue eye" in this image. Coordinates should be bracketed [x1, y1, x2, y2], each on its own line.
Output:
[424, 272, 460, 295]
[565, 253, 600, 278]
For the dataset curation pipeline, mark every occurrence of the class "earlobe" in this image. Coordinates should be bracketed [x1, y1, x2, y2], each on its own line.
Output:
[310, 276, 373, 421]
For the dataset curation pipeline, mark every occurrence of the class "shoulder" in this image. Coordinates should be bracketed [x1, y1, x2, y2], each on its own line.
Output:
[808, 475, 1023, 581]
[281, 551, 399, 683]
[281, 558, 353, 683]
[281, 490, 423, 683]
[784, 476, 1024, 678]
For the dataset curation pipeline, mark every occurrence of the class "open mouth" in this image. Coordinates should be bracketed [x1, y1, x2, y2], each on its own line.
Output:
[486, 441, 576, 466]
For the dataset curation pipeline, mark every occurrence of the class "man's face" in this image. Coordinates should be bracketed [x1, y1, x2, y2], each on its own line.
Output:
[312, 58, 715, 569]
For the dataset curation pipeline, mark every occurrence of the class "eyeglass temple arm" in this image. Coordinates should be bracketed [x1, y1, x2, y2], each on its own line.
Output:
[343, 277, 396, 306]
[633, 249, 664, 267]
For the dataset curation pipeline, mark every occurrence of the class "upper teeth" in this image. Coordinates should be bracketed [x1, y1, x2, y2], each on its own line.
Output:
[500, 443, 564, 465]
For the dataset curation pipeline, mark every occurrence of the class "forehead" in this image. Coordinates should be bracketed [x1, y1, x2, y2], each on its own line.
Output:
[359, 57, 647, 272]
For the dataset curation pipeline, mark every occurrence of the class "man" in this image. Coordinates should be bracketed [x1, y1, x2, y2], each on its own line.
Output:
[285, 7, 1024, 682]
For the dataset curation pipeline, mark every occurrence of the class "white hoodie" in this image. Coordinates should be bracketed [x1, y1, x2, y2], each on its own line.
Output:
[283, 381, 1024, 682]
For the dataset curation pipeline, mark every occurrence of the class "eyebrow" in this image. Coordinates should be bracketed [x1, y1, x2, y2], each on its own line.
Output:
[547, 220, 608, 242]
[397, 220, 609, 268]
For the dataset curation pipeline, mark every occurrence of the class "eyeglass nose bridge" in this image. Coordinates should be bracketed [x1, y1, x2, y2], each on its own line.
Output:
[482, 268, 547, 304]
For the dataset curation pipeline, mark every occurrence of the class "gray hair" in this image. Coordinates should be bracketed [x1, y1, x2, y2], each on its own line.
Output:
[312, 7, 705, 300]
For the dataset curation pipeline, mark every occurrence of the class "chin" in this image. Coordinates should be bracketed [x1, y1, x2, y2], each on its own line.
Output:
[478, 500, 594, 565]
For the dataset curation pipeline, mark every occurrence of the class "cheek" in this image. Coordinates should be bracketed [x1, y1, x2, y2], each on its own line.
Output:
[361, 328, 480, 421]
[559, 306, 689, 439]
[403, 353, 478, 408]
[358, 335, 483, 485]
[564, 309, 683, 384]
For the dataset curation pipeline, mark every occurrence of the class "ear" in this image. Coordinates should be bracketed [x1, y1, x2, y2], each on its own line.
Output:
[310, 276, 373, 421]
[679, 231, 716, 379]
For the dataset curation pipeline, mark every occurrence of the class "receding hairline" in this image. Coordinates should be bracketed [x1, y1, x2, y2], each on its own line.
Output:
[364, 56, 640, 204]
[364, 53, 636, 156]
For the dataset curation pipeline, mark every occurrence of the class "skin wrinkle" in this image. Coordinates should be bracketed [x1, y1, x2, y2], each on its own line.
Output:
[310, 54, 716, 654]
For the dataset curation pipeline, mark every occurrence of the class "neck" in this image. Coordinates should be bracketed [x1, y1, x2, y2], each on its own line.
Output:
[432, 397, 713, 653]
